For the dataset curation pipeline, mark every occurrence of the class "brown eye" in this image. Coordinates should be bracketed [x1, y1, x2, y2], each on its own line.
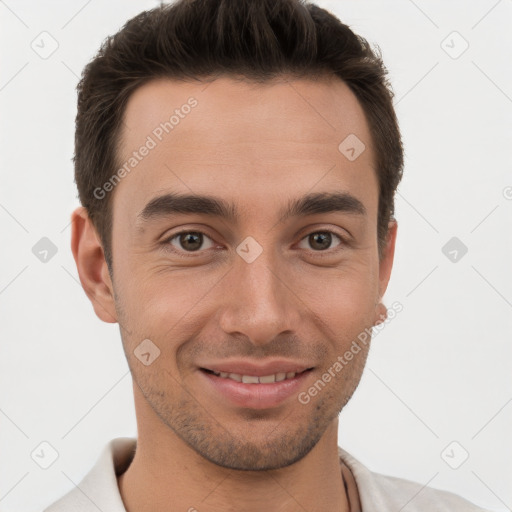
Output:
[166, 231, 215, 253]
[297, 231, 344, 252]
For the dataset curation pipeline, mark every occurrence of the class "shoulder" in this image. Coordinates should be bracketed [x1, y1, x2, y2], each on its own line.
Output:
[338, 447, 492, 512]
[43, 437, 136, 512]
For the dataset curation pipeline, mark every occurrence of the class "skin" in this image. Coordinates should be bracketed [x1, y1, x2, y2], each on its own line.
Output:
[71, 75, 397, 512]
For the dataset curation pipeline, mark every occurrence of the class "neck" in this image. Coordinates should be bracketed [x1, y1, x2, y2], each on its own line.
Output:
[118, 385, 350, 512]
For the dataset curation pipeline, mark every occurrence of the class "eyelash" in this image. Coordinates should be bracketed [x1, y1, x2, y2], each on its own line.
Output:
[161, 228, 349, 258]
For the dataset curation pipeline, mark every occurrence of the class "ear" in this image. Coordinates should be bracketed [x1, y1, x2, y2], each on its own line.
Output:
[70, 206, 118, 323]
[374, 219, 398, 324]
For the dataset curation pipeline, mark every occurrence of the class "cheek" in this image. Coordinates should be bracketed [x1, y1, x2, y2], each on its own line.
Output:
[319, 292, 375, 346]
[124, 268, 189, 314]
[302, 262, 379, 327]
[119, 270, 219, 346]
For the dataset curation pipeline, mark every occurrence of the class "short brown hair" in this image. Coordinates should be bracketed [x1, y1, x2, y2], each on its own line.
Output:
[74, 0, 404, 273]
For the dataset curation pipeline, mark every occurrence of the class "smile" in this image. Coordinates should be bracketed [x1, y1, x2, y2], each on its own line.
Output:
[198, 367, 314, 409]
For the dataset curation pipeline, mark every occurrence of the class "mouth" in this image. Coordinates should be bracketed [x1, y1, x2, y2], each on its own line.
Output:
[198, 366, 315, 409]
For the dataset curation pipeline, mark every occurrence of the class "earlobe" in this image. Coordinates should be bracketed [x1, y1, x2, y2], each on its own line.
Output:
[374, 302, 388, 325]
[70, 207, 118, 324]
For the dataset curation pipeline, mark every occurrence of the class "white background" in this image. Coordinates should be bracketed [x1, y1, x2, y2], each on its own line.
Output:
[0, 1, 511, 511]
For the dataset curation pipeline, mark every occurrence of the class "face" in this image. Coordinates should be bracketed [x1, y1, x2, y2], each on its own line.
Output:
[75, 75, 396, 471]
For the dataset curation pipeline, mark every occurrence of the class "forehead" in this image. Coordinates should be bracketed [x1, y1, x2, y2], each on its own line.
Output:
[114, 75, 378, 226]
[119, 75, 372, 152]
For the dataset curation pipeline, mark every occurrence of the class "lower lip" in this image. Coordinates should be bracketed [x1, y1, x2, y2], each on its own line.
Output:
[199, 369, 313, 409]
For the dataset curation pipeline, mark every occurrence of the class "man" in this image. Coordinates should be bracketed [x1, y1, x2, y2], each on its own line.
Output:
[45, 0, 490, 510]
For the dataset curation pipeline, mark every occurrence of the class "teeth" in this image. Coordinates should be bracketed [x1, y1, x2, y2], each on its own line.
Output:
[210, 370, 298, 383]
[242, 375, 259, 383]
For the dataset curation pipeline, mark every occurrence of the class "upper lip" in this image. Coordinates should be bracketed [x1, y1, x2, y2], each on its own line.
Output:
[199, 359, 314, 376]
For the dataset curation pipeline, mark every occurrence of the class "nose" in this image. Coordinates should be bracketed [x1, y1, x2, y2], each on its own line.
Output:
[217, 246, 303, 346]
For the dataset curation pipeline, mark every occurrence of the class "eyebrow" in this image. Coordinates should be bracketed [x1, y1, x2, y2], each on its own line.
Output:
[136, 191, 366, 228]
